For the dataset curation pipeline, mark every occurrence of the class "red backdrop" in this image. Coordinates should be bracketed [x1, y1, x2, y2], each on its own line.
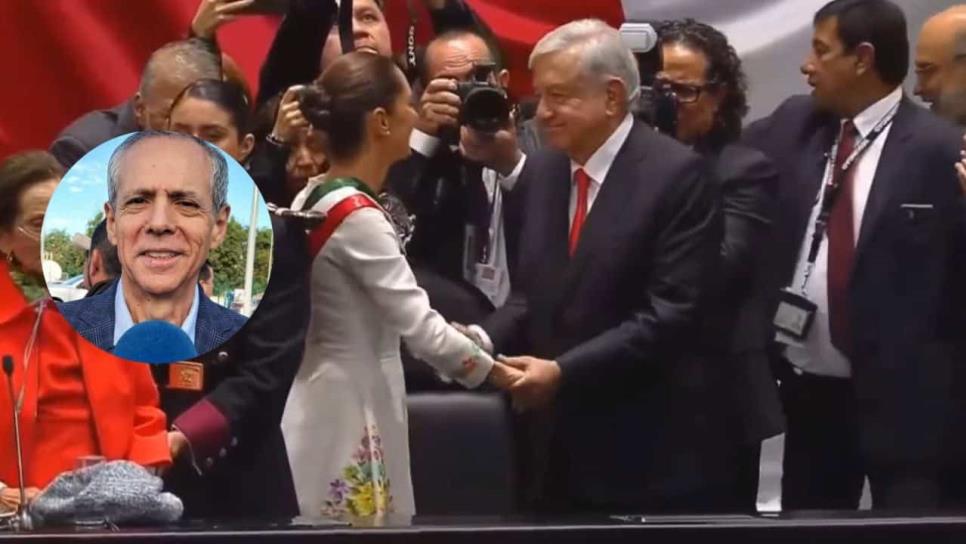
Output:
[0, 0, 623, 160]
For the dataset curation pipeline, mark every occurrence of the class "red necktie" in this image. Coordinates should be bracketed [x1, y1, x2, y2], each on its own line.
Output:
[569, 168, 591, 256]
[827, 120, 858, 356]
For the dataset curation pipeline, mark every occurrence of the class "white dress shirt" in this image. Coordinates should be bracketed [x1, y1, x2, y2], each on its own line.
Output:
[780, 86, 903, 378]
[113, 278, 200, 346]
[408, 129, 526, 308]
[568, 113, 634, 228]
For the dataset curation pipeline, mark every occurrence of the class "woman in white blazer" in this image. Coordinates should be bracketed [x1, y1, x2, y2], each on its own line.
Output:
[280, 52, 521, 520]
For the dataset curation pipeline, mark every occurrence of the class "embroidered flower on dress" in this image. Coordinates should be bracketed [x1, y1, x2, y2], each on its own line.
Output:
[321, 425, 393, 519]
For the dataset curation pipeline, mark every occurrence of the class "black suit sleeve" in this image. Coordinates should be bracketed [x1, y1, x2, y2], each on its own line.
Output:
[556, 156, 721, 386]
[248, 139, 291, 207]
[173, 220, 309, 463]
[49, 135, 89, 170]
[386, 149, 436, 210]
[256, 0, 337, 108]
[714, 147, 778, 295]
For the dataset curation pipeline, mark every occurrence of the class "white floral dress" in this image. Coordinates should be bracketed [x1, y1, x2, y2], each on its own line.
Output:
[281, 180, 494, 519]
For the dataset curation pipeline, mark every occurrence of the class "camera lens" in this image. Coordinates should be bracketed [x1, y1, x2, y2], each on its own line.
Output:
[460, 86, 510, 134]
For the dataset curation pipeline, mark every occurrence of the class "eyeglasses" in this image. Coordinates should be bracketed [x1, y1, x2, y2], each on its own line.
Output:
[654, 78, 717, 104]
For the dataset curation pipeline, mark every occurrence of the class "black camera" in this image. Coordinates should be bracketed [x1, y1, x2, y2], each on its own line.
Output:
[455, 63, 511, 134]
[619, 22, 678, 136]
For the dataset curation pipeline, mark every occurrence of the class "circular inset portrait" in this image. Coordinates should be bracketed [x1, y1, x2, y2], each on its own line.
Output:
[41, 131, 273, 364]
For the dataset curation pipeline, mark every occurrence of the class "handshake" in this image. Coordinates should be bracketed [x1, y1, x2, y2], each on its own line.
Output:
[452, 323, 562, 412]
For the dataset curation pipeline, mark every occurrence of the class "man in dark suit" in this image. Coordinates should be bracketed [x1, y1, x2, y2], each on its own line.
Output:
[49, 38, 221, 169]
[387, 28, 529, 314]
[743, 0, 966, 510]
[468, 19, 723, 513]
[59, 131, 245, 357]
[384, 28, 532, 389]
[158, 214, 309, 519]
[656, 18, 784, 512]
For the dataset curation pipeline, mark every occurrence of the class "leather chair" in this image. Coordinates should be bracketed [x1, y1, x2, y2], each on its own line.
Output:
[407, 392, 517, 515]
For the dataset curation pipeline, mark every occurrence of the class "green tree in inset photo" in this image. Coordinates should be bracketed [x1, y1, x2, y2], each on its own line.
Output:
[208, 217, 273, 298]
[43, 229, 86, 279]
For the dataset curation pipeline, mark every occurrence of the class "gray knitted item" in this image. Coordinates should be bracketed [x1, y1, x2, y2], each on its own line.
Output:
[29, 460, 183, 527]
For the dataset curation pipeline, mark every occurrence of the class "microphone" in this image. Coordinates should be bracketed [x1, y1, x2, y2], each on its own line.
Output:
[113, 321, 198, 365]
[2, 355, 30, 531]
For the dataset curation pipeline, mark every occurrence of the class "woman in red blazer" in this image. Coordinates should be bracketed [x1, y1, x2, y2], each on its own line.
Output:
[0, 151, 170, 513]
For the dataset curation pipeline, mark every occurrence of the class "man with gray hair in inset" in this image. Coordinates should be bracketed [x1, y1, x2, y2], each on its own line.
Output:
[59, 130, 245, 358]
[465, 19, 726, 513]
[50, 38, 222, 169]
[915, 6, 966, 125]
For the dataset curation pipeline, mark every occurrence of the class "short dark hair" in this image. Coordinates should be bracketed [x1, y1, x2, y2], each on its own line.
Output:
[171, 78, 253, 134]
[658, 19, 749, 149]
[420, 29, 505, 87]
[814, 0, 909, 85]
[89, 219, 121, 278]
[0, 151, 63, 232]
[300, 52, 406, 161]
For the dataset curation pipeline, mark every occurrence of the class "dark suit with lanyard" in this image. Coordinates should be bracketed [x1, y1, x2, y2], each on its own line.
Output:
[745, 91, 966, 510]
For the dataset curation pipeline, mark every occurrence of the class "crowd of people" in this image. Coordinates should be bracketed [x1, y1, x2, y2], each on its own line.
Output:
[3, 0, 966, 522]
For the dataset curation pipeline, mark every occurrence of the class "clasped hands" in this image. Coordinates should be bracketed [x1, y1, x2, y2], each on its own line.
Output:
[453, 324, 561, 412]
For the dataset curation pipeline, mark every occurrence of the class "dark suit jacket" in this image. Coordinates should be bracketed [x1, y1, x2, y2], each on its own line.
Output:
[744, 95, 966, 494]
[699, 144, 784, 446]
[57, 279, 246, 356]
[157, 216, 309, 519]
[49, 100, 138, 169]
[483, 119, 723, 510]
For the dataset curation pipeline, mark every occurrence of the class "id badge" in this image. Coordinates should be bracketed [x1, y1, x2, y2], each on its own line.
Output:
[773, 288, 817, 340]
[473, 263, 502, 300]
[168, 361, 204, 391]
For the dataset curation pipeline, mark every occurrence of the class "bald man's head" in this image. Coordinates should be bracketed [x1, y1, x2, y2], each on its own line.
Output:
[916, 6, 966, 121]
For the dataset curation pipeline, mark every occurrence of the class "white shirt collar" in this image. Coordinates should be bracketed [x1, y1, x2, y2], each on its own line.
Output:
[570, 113, 634, 185]
[850, 86, 902, 138]
[113, 278, 200, 346]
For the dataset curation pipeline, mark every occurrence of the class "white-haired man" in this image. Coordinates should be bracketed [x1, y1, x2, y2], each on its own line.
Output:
[467, 19, 726, 512]
[59, 131, 244, 358]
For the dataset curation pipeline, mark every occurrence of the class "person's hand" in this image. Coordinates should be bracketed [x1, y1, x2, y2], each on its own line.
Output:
[191, 0, 257, 39]
[486, 360, 526, 390]
[271, 85, 311, 145]
[0, 486, 41, 512]
[168, 430, 189, 460]
[452, 322, 487, 351]
[460, 121, 522, 177]
[415, 78, 461, 136]
[500, 355, 562, 412]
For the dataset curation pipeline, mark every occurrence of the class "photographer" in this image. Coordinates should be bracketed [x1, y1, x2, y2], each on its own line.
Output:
[654, 19, 783, 511]
[388, 29, 530, 321]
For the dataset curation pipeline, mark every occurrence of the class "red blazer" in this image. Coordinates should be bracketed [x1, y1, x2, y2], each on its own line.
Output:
[0, 262, 170, 489]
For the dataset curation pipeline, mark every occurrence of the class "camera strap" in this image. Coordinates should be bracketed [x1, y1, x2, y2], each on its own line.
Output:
[797, 102, 899, 292]
[405, 0, 419, 83]
[338, 0, 355, 54]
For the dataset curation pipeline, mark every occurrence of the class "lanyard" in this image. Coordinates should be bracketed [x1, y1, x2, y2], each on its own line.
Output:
[798, 103, 899, 292]
[15, 299, 46, 415]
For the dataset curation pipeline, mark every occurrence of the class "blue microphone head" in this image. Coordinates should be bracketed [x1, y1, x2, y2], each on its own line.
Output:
[113, 320, 198, 364]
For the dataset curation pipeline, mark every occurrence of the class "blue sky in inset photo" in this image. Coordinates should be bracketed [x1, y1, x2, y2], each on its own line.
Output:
[43, 133, 271, 239]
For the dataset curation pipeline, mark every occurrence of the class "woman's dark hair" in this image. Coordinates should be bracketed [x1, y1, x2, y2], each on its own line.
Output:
[814, 0, 908, 86]
[0, 151, 63, 232]
[170, 78, 253, 134]
[299, 51, 406, 160]
[659, 19, 749, 150]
